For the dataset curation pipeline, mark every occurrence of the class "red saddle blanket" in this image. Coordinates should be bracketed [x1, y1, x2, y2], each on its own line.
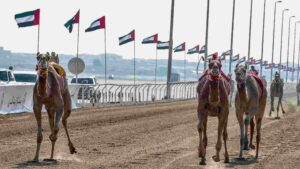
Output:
[198, 70, 231, 83]
[248, 71, 265, 99]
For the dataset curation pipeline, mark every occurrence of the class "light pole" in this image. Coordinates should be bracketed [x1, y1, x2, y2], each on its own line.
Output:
[260, 0, 268, 76]
[279, 9, 289, 76]
[247, 0, 254, 63]
[297, 34, 300, 82]
[286, 16, 295, 82]
[292, 21, 300, 82]
[204, 0, 210, 70]
[229, 0, 236, 74]
[166, 0, 175, 99]
[270, 0, 282, 82]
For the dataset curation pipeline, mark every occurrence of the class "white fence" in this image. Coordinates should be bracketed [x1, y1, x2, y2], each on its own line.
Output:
[0, 81, 297, 114]
[75, 81, 198, 107]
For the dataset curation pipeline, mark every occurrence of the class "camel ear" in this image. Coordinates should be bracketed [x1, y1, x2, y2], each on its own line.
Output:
[45, 53, 50, 61]
[36, 54, 41, 61]
[51, 51, 55, 57]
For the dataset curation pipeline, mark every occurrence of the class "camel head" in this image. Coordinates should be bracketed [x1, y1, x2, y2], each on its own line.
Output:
[274, 72, 280, 82]
[49, 52, 59, 64]
[36, 52, 50, 78]
[208, 62, 220, 104]
[234, 64, 247, 88]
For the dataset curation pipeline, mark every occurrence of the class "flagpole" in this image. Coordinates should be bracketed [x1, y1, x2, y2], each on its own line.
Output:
[184, 51, 186, 82]
[155, 47, 158, 85]
[104, 24, 108, 102]
[37, 23, 40, 53]
[133, 35, 136, 102]
[76, 14, 80, 84]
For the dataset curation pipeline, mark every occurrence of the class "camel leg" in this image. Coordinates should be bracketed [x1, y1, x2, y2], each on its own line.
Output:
[32, 104, 43, 162]
[255, 118, 262, 158]
[197, 108, 206, 165]
[212, 116, 224, 162]
[276, 97, 280, 118]
[49, 106, 64, 159]
[269, 96, 274, 116]
[223, 117, 229, 163]
[203, 114, 208, 150]
[62, 91, 77, 154]
[249, 117, 255, 149]
[236, 110, 244, 159]
[46, 108, 55, 159]
[280, 96, 286, 114]
[243, 115, 250, 150]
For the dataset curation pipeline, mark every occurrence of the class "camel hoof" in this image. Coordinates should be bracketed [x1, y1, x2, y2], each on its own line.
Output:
[275, 117, 280, 120]
[224, 156, 229, 163]
[249, 144, 255, 149]
[212, 155, 220, 162]
[69, 144, 77, 154]
[199, 157, 206, 165]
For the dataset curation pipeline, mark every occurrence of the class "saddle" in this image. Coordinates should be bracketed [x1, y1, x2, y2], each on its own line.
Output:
[248, 71, 264, 99]
[49, 62, 66, 77]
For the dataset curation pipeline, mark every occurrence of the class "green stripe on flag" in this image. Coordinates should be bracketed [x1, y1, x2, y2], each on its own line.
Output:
[15, 10, 35, 19]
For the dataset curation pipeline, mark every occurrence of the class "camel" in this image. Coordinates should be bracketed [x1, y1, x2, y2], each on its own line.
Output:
[197, 57, 230, 165]
[31, 52, 76, 163]
[234, 64, 267, 159]
[297, 80, 300, 106]
[269, 72, 285, 118]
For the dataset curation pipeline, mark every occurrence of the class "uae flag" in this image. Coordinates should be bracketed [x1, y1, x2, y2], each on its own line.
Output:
[64, 10, 80, 33]
[238, 56, 246, 64]
[265, 64, 272, 69]
[221, 49, 232, 56]
[142, 34, 158, 44]
[85, 16, 105, 32]
[187, 45, 199, 54]
[157, 41, 169, 50]
[232, 54, 240, 61]
[15, 9, 40, 28]
[254, 59, 262, 65]
[119, 30, 135, 45]
[199, 45, 206, 54]
[262, 61, 268, 66]
[174, 42, 186, 52]
[219, 55, 226, 61]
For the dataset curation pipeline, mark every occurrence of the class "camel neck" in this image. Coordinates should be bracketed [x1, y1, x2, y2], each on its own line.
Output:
[37, 76, 48, 98]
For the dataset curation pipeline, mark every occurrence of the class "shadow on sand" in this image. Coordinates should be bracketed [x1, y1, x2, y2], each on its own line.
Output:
[14, 159, 58, 168]
[225, 157, 257, 168]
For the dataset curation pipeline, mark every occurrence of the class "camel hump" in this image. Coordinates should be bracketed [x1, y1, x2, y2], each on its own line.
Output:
[248, 72, 265, 99]
[49, 62, 66, 77]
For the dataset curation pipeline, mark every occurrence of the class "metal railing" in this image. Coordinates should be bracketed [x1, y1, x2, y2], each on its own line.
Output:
[73, 81, 198, 107]
[73, 81, 298, 108]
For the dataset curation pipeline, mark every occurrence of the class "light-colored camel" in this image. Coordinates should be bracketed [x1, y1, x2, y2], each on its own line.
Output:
[31, 52, 76, 163]
[234, 64, 267, 159]
[228, 73, 235, 107]
[197, 59, 230, 165]
[269, 72, 285, 118]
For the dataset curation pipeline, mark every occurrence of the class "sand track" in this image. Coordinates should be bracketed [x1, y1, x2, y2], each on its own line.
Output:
[0, 99, 299, 169]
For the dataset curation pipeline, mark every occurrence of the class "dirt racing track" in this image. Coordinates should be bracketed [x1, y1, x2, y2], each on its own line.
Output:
[0, 99, 300, 169]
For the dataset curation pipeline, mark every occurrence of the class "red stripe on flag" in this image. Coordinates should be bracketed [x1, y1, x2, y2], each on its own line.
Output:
[131, 30, 135, 40]
[74, 10, 80, 23]
[154, 34, 158, 43]
[182, 42, 186, 50]
[33, 9, 40, 25]
[100, 16, 105, 29]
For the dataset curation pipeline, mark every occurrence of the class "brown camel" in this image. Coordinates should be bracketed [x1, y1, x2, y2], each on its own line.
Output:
[31, 52, 76, 163]
[197, 57, 230, 165]
[234, 64, 267, 159]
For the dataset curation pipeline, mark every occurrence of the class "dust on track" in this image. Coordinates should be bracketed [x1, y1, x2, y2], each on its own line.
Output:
[0, 99, 299, 169]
